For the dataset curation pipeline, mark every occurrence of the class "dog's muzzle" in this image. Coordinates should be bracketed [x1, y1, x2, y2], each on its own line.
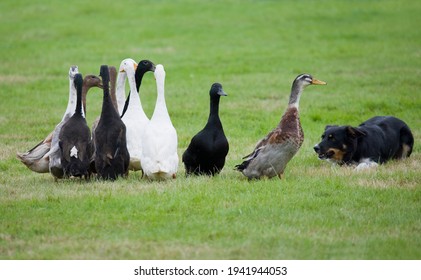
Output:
[314, 144, 334, 160]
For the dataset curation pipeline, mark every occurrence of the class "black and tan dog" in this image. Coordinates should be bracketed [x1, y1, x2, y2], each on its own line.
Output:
[314, 116, 414, 169]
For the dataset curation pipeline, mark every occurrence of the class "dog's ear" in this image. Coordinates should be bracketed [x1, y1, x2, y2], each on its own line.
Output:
[324, 125, 337, 131]
[346, 126, 366, 138]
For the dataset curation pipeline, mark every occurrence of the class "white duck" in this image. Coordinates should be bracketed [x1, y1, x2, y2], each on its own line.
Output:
[140, 64, 178, 180]
[115, 61, 129, 116]
[117, 58, 150, 171]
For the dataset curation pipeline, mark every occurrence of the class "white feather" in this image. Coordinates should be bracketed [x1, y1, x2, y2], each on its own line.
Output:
[117, 58, 149, 171]
[70, 146, 78, 158]
[140, 64, 178, 180]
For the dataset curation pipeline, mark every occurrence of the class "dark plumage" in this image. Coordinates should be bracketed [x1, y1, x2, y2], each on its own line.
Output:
[58, 73, 92, 179]
[49, 70, 102, 179]
[90, 66, 118, 174]
[94, 65, 130, 180]
[182, 83, 229, 176]
[135, 59, 156, 92]
[235, 74, 326, 180]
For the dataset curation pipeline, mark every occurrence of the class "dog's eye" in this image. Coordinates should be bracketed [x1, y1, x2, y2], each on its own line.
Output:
[328, 134, 335, 141]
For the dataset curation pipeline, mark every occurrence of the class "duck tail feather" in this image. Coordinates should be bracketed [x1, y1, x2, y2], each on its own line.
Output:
[235, 148, 261, 171]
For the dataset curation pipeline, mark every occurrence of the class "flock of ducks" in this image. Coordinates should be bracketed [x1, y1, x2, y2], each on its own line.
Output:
[17, 58, 326, 181]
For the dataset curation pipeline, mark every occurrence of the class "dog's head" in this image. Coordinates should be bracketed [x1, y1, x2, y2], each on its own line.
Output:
[314, 125, 366, 164]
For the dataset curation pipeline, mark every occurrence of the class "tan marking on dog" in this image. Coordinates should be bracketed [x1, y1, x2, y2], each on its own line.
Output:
[327, 148, 346, 162]
[401, 144, 411, 158]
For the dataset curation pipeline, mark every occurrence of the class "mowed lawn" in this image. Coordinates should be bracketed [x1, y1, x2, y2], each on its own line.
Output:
[0, 0, 420, 259]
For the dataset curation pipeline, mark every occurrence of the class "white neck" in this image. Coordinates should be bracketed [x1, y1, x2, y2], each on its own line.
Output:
[289, 98, 300, 110]
[152, 71, 170, 122]
[63, 76, 77, 121]
[127, 69, 148, 121]
[116, 71, 127, 116]
[78, 98, 86, 118]
[127, 71, 139, 103]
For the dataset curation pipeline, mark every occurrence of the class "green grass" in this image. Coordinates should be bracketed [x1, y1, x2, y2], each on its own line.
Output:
[1, 0, 421, 259]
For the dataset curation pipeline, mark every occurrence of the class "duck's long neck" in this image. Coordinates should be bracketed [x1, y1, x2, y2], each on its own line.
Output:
[279, 83, 303, 132]
[81, 84, 89, 117]
[128, 71, 148, 122]
[101, 84, 118, 119]
[152, 75, 170, 121]
[288, 83, 304, 109]
[128, 72, 140, 104]
[135, 70, 147, 92]
[63, 77, 77, 121]
[76, 83, 84, 118]
[207, 96, 222, 127]
[109, 67, 118, 111]
[277, 82, 304, 131]
[116, 71, 127, 115]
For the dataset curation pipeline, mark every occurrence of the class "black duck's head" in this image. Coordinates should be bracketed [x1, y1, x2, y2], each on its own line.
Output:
[74, 73, 83, 92]
[210, 83, 227, 97]
[99, 65, 110, 89]
[137, 60, 156, 74]
[135, 59, 155, 90]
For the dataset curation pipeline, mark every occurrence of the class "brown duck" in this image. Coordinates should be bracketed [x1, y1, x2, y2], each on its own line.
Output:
[235, 74, 326, 180]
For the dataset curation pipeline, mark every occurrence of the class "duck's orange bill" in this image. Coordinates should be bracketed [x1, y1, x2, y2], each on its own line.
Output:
[312, 79, 327, 85]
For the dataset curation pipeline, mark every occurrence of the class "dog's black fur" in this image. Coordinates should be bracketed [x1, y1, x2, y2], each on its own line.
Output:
[314, 116, 414, 166]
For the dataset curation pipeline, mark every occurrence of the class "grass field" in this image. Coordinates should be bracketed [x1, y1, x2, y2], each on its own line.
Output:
[1, 0, 420, 259]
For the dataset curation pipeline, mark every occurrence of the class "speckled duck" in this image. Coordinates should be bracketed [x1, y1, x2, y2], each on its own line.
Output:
[235, 74, 326, 180]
